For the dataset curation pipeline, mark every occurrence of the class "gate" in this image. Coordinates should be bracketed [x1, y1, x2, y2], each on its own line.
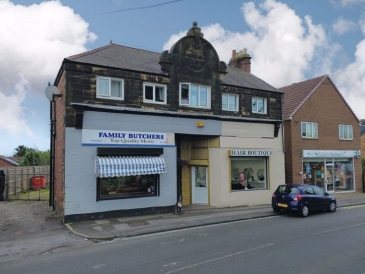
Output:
[0, 166, 50, 201]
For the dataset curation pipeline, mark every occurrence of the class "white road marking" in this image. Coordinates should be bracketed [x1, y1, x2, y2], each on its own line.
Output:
[311, 222, 365, 236]
[341, 204, 365, 209]
[164, 243, 273, 274]
[93, 264, 107, 269]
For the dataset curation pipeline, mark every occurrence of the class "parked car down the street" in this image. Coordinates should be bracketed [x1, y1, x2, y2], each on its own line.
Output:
[271, 184, 337, 217]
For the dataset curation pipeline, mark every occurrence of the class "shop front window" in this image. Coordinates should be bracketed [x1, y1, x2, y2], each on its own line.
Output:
[231, 157, 268, 191]
[98, 174, 159, 199]
[95, 155, 166, 200]
[302, 158, 354, 192]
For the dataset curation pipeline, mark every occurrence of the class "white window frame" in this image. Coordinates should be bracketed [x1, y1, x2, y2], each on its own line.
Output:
[96, 76, 124, 100]
[252, 97, 267, 114]
[179, 83, 211, 109]
[143, 83, 167, 104]
[222, 94, 239, 111]
[339, 125, 353, 140]
[301, 122, 318, 139]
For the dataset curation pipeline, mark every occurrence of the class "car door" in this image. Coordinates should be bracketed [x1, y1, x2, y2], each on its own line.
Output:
[313, 186, 329, 210]
[303, 187, 317, 209]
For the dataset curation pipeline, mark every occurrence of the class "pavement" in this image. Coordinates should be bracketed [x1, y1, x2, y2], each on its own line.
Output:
[65, 191, 365, 241]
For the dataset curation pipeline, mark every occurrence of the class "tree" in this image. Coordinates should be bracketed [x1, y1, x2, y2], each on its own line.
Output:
[13, 145, 32, 157]
[20, 150, 50, 166]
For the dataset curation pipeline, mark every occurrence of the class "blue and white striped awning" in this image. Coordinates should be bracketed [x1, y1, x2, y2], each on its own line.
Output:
[95, 156, 167, 178]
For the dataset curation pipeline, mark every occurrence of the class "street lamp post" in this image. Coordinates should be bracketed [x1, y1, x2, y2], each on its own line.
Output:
[45, 84, 61, 210]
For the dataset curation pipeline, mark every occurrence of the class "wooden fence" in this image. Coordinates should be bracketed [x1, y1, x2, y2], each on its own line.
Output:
[0, 166, 50, 200]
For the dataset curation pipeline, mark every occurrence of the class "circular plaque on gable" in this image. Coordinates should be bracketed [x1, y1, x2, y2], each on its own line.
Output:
[185, 48, 206, 72]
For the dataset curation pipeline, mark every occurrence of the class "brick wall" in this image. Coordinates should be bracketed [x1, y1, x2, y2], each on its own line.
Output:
[54, 70, 66, 218]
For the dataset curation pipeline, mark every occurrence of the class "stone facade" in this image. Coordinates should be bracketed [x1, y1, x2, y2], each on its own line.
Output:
[51, 23, 285, 221]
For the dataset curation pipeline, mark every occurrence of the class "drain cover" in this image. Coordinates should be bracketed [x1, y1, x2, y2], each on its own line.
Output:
[127, 221, 149, 227]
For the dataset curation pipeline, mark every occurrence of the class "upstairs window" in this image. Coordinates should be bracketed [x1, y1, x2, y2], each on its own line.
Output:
[180, 83, 210, 108]
[97, 76, 124, 100]
[301, 122, 318, 138]
[222, 94, 238, 111]
[143, 83, 167, 104]
[252, 97, 267, 114]
[339, 125, 353, 140]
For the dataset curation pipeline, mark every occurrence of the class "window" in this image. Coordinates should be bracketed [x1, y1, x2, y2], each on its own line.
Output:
[143, 83, 167, 104]
[222, 94, 238, 111]
[98, 174, 159, 200]
[252, 97, 267, 114]
[313, 186, 325, 195]
[339, 125, 353, 140]
[304, 187, 314, 195]
[231, 157, 268, 191]
[301, 122, 318, 138]
[180, 83, 210, 108]
[95, 155, 166, 200]
[97, 76, 124, 100]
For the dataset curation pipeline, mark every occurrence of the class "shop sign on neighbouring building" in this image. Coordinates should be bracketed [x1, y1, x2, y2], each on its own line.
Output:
[303, 150, 360, 158]
[229, 149, 274, 157]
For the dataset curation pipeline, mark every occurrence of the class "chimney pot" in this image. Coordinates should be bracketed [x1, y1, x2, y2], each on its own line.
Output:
[232, 50, 236, 58]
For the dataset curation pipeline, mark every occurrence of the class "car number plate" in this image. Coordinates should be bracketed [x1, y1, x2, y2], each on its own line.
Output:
[277, 203, 288, 208]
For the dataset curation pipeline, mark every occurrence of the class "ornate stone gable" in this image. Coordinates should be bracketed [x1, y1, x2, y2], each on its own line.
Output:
[159, 22, 227, 80]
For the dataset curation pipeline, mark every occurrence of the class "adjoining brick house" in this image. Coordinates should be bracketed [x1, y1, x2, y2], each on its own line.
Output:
[280, 75, 362, 192]
[51, 22, 285, 222]
[0, 156, 22, 167]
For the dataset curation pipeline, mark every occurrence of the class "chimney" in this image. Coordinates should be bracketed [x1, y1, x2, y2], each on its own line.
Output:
[228, 48, 252, 73]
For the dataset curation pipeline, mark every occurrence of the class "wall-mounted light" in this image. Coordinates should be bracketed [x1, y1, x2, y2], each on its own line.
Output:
[196, 121, 205, 128]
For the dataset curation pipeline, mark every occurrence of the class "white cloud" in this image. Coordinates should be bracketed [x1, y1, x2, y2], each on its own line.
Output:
[332, 17, 357, 35]
[163, 0, 331, 87]
[333, 38, 365, 119]
[0, 0, 96, 149]
[0, 76, 32, 137]
[0, 0, 97, 95]
[163, 0, 365, 119]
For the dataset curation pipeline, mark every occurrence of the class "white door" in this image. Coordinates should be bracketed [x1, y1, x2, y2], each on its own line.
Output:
[191, 166, 208, 204]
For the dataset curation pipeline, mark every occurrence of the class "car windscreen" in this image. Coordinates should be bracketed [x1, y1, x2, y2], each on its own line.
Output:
[277, 186, 300, 195]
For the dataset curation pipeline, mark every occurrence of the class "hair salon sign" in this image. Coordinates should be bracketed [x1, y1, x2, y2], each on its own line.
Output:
[82, 129, 175, 147]
[228, 149, 274, 157]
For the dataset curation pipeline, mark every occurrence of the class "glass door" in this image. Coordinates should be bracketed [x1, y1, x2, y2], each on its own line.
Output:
[191, 166, 208, 204]
[325, 160, 334, 192]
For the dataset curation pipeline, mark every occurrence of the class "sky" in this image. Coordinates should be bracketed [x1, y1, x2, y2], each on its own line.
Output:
[1, 0, 365, 156]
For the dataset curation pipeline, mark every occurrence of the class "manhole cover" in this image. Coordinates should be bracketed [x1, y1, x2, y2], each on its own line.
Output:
[127, 221, 149, 227]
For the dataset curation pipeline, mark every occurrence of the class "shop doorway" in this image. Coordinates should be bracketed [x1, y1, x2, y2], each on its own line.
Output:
[191, 166, 208, 204]
[325, 162, 334, 192]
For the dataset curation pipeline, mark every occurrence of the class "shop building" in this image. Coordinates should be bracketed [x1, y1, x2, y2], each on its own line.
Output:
[51, 22, 285, 222]
[280, 75, 362, 192]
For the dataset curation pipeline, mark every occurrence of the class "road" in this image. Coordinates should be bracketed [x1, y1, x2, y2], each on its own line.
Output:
[1, 205, 365, 274]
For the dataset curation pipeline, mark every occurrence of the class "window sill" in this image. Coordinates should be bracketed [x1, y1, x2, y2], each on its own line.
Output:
[96, 96, 124, 101]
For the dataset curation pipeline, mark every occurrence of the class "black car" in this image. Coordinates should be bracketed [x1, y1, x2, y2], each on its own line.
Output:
[271, 184, 337, 217]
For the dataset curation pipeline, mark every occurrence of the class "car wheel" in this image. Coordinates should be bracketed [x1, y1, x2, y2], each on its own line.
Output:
[272, 206, 281, 213]
[328, 201, 336, 212]
[300, 205, 309, 217]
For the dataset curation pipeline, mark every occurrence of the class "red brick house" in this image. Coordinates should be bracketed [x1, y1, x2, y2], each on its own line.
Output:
[280, 75, 362, 192]
[0, 156, 22, 167]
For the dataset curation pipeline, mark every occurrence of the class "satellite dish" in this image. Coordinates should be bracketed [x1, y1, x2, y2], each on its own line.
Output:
[45, 85, 61, 101]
